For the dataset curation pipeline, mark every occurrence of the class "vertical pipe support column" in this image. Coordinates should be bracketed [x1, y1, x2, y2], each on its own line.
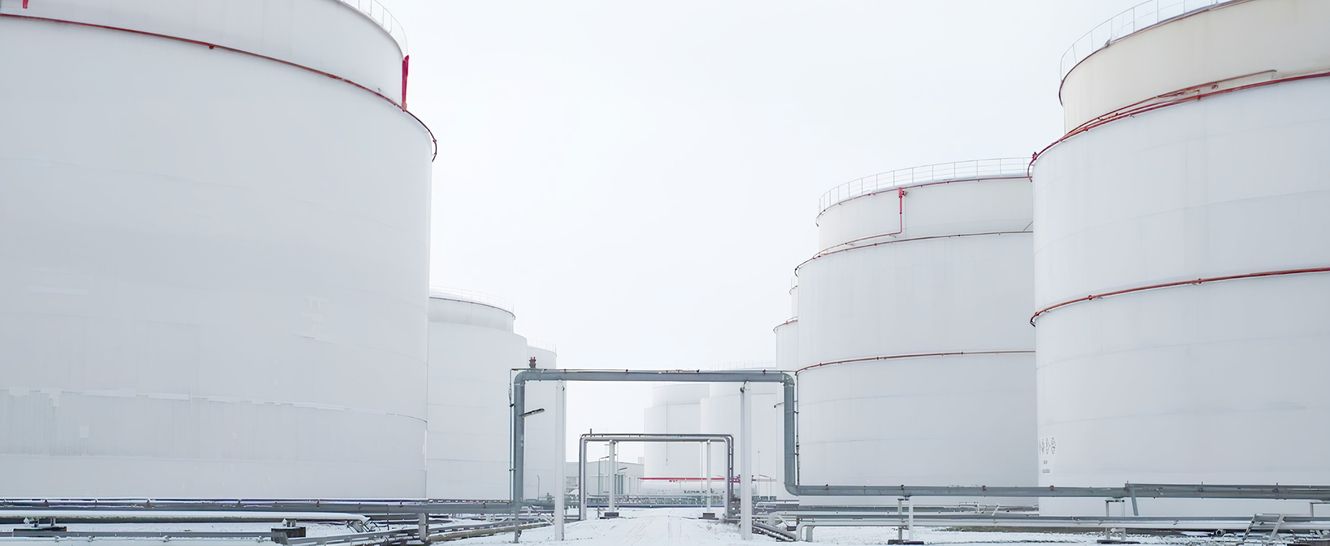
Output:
[578, 437, 588, 522]
[740, 382, 753, 539]
[511, 375, 525, 543]
[553, 381, 566, 539]
[608, 441, 618, 513]
[705, 440, 713, 512]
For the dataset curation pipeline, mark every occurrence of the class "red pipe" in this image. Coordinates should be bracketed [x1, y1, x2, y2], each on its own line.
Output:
[0, 12, 438, 161]
[1029, 266, 1330, 326]
[400, 54, 410, 111]
[889, 187, 905, 237]
[796, 350, 1034, 374]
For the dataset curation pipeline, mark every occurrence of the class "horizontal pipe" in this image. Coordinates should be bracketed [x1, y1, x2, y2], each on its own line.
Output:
[509, 368, 1330, 510]
[0, 500, 517, 515]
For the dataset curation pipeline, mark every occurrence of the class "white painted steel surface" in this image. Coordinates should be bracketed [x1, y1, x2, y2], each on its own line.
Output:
[0, 0, 431, 497]
[1058, 0, 1330, 130]
[796, 166, 1035, 505]
[1035, 0, 1330, 517]
[426, 295, 527, 499]
[642, 384, 708, 479]
[700, 378, 785, 499]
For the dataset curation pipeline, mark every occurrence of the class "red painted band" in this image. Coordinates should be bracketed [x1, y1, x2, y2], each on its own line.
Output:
[1030, 70, 1330, 172]
[1029, 266, 1330, 326]
[796, 350, 1035, 374]
[0, 12, 438, 161]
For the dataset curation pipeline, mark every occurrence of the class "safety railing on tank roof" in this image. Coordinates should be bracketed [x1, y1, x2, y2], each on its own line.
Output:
[337, 0, 408, 53]
[430, 287, 513, 314]
[1058, 0, 1237, 80]
[818, 157, 1027, 214]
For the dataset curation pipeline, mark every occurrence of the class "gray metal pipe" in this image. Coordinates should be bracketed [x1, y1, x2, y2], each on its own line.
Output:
[509, 367, 1330, 538]
[578, 433, 734, 521]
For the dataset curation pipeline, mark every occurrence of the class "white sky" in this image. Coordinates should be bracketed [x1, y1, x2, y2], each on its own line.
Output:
[384, 0, 1142, 461]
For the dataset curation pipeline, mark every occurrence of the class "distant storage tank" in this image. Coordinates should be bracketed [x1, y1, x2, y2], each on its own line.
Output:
[0, 0, 431, 497]
[774, 282, 799, 374]
[643, 384, 708, 480]
[523, 345, 561, 501]
[1034, 0, 1330, 515]
[796, 159, 1036, 504]
[700, 373, 786, 499]
[427, 292, 527, 499]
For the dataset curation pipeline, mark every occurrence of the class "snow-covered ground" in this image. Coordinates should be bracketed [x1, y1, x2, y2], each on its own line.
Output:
[452, 508, 1209, 545]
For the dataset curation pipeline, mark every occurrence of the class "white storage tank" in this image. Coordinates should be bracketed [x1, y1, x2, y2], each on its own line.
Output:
[774, 282, 800, 373]
[0, 0, 431, 497]
[797, 159, 1036, 505]
[426, 292, 527, 499]
[699, 371, 786, 499]
[642, 384, 709, 480]
[1034, 0, 1330, 516]
[522, 345, 561, 501]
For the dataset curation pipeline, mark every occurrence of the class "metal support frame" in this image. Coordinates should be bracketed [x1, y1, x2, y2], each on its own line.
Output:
[552, 381, 566, 540]
[578, 433, 735, 522]
[739, 382, 753, 540]
[509, 368, 1330, 542]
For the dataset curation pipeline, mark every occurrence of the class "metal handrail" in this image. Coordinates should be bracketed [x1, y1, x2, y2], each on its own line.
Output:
[818, 158, 1027, 214]
[1058, 0, 1236, 80]
[336, 0, 408, 53]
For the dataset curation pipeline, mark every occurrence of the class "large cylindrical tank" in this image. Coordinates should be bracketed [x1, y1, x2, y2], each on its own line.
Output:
[0, 0, 431, 497]
[426, 293, 528, 500]
[797, 159, 1036, 505]
[522, 345, 560, 501]
[642, 384, 708, 479]
[774, 283, 800, 373]
[1034, 0, 1330, 516]
[700, 374, 785, 499]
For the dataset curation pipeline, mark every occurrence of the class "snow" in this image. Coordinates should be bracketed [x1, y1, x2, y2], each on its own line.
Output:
[449, 508, 1203, 545]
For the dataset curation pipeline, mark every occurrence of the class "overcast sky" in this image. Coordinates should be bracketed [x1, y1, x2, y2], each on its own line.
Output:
[385, 0, 1142, 460]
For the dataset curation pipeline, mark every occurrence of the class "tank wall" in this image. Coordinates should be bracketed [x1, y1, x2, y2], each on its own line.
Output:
[774, 321, 799, 372]
[798, 234, 1034, 365]
[799, 354, 1035, 486]
[429, 295, 515, 331]
[817, 177, 1032, 250]
[797, 171, 1036, 505]
[1034, 75, 1330, 515]
[1059, 0, 1330, 129]
[0, 4, 430, 498]
[0, 0, 404, 105]
[642, 384, 708, 478]
[700, 382, 785, 499]
[426, 297, 528, 499]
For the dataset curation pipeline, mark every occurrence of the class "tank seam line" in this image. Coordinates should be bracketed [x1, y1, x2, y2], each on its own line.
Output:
[1029, 266, 1330, 326]
[0, 12, 438, 161]
[796, 350, 1035, 374]
[795, 230, 1032, 273]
